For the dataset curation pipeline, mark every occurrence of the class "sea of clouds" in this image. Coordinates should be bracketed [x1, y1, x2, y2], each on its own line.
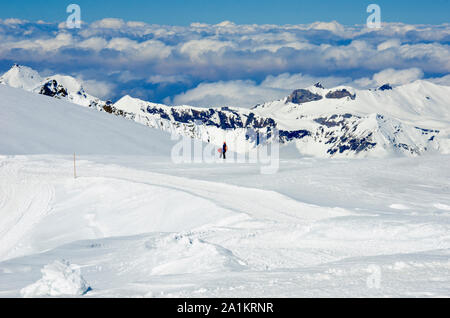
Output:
[0, 18, 449, 107]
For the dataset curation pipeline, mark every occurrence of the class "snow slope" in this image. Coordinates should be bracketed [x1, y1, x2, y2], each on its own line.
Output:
[0, 85, 175, 155]
[0, 155, 449, 297]
[254, 81, 450, 129]
[252, 81, 450, 157]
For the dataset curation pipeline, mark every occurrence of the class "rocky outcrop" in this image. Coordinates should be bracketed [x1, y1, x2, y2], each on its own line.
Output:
[325, 89, 356, 100]
[38, 80, 68, 98]
[314, 82, 324, 89]
[286, 89, 323, 104]
[378, 84, 393, 91]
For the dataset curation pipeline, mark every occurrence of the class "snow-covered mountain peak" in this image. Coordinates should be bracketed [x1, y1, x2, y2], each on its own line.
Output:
[114, 95, 149, 113]
[0, 64, 43, 91]
[0, 64, 107, 109]
[280, 84, 357, 107]
[45, 74, 84, 94]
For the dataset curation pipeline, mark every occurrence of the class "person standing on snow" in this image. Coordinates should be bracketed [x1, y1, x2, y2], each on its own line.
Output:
[222, 142, 228, 160]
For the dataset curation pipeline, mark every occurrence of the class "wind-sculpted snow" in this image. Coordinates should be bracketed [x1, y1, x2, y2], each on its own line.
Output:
[20, 260, 91, 297]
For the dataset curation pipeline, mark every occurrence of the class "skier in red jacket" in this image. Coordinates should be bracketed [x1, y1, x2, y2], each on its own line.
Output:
[222, 142, 228, 159]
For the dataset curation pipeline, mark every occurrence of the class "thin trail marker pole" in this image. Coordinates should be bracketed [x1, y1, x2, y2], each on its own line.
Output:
[74, 152, 77, 179]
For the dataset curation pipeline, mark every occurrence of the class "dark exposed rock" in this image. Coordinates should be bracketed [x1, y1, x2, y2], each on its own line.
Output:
[279, 130, 311, 142]
[378, 84, 392, 91]
[101, 101, 114, 113]
[147, 107, 171, 120]
[415, 126, 440, 134]
[314, 82, 324, 89]
[38, 80, 68, 98]
[102, 105, 113, 114]
[286, 89, 323, 104]
[146, 106, 276, 130]
[340, 134, 377, 153]
[312, 114, 378, 155]
[327, 133, 377, 155]
[325, 89, 356, 100]
[314, 114, 359, 128]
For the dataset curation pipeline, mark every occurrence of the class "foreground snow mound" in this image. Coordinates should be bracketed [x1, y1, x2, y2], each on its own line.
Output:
[20, 260, 91, 297]
[148, 234, 247, 275]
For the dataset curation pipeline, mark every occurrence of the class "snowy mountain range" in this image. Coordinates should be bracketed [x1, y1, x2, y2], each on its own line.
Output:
[1, 64, 449, 157]
[1, 64, 450, 298]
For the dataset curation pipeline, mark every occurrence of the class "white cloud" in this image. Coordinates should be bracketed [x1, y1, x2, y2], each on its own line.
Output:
[106, 37, 138, 51]
[168, 69, 445, 108]
[428, 74, 450, 86]
[3, 18, 27, 25]
[126, 21, 149, 28]
[180, 39, 236, 60]
[377, 39, 401, 51]
[1, 18, 449, 104]
[3, 32, 73, 52]
[79, 37, 108, 51]
[353, 68, 424, 88]
[373, 68, 424, 86]
[169, 73, 350, 108]
[114, 70, 144, 83]
[308, 21, 347, 35]
[136, 40, 172, 60]
[91, 18, 125, 29]
[168, 79, 285, 108]
[261, 73, 349, 90]
[147, 74, 189, 84]
[105, 38, 171, 59]
[80, 78, 116, 100]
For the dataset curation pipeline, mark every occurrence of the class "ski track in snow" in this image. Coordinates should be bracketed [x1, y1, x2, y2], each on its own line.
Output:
[0, 155, 449, 297]
[0, 159, 55, 261]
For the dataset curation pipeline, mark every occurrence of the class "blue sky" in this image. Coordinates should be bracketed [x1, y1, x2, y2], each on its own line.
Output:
[1, 0, 449, 25]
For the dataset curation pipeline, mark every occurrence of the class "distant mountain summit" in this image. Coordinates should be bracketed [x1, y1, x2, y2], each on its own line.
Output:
[0, 64, 42, 90]
[2, 64, 449, 158]
[0, 64, 109, 110]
